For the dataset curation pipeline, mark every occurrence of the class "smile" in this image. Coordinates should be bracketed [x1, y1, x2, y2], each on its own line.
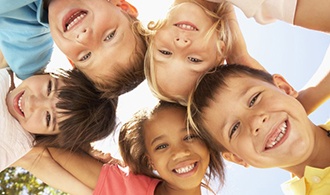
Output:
[18, 94, 24, 115]
[65, 11, 87, 32]
[265, 121, 287, 149]
[173, 162, 197, 174]
[174, 22, 198, 31]
[14, 91, 25, 117]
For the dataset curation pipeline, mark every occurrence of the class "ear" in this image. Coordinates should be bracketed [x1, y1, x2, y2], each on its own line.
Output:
[222, 152, 249, 168]
[272, 74, 299, 98]
[110, 0, 138, 17]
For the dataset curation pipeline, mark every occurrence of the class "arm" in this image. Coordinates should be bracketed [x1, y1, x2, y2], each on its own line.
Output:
[225, 6, 266, 71]
[48, 147, 103, 189]
[297, 67, 330, 115]
[294, 0, 330, 33]
[12, 147, 93, 195]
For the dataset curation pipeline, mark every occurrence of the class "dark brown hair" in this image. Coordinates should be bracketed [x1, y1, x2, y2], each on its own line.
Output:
[34, 69, 118, 151]
[188, 64, 274, 151]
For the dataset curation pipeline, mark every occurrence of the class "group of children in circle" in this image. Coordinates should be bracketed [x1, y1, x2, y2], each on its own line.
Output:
[1, 0, 329, 194]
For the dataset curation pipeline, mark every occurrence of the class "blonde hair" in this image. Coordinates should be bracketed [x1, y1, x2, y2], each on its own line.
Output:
[143, 0, 233, 105]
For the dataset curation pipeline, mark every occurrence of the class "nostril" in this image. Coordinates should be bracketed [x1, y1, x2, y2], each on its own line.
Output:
[83, 29, 87, 33]
[176, 38, 180, 41]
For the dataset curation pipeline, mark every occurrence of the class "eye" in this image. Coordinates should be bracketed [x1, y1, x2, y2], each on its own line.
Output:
[155, 144, 168, 150]
[159, 50, 172, 56]
[184, 134, 198, 141]
[249, 92, 261, 107]
[229, 122, 240, 139]
[46, 111, 51, 127]
[104, 30, 116, 41]
[80, 52, 91, 62]
[188, 57, 202, 63]
[47, 80, 52, 96]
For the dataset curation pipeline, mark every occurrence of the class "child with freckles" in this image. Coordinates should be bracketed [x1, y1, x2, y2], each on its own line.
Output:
[188, 64, 330, 195]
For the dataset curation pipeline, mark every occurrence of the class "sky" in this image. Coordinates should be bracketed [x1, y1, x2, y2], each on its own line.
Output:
[50, 1, 330, 194]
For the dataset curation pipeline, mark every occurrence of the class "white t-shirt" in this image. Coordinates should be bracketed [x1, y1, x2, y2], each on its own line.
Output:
[0, 68, 34, 171]
[208, 0, 297, 24]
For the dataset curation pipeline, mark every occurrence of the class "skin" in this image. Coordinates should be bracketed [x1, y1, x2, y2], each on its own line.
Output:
[154, 2, 221, 99]
[144, 107, 210, 194]
[202, 74, 318, 174]
[6, 74, 64, 135]
[48, 0, 136, 81]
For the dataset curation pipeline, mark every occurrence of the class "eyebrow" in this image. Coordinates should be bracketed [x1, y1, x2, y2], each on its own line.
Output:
[52, 78, 59, 132]
[150, 135, 165, 146]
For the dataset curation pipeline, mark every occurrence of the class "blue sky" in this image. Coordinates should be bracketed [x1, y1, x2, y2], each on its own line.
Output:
[53, 1, 330, 194]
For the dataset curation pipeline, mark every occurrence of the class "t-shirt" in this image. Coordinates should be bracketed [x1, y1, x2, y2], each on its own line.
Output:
[93, 164, 161, 195]
[0, 0, 53, 79]
[0, 68, 34, 172]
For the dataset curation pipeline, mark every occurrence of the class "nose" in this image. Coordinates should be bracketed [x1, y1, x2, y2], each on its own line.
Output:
[27, 95, 57, 113]
[249, 113, 268, 136]
[171, 144, 191, 161]
[174, 36, 191, 48]
[76, 27, 92, 45]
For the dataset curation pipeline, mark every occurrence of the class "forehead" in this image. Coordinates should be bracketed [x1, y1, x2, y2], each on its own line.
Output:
[144, 107, 186, 135]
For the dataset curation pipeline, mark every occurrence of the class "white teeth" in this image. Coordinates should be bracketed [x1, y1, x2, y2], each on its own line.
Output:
[175, 24, 197, 31]
[266, 122, 287, 149]
[174, 163, 195, 174]
[18, 95, 24, 114]
[66, 12, 87, 31]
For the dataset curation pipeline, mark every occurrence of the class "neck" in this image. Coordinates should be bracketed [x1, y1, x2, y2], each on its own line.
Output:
[284, 125, 330, 178]
[154, 181, 202, 195]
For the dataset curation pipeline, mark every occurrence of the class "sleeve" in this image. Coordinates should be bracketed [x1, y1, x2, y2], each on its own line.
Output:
[0, 69, 34, 171]
[94, 164, 160, 195]
[208, 0, 297, 24]
[0, 0, 53, 80]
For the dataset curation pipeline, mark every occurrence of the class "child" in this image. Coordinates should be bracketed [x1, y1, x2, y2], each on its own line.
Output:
[0, 0, 146, 96]
[143, 0, 265, 104]
[187, 64, 330, 194]
[50, 101, 225, 194]
[1, 67, 117, 193]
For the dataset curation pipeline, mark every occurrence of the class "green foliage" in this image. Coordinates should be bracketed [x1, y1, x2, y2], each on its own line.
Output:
[0, 167, 67, 195]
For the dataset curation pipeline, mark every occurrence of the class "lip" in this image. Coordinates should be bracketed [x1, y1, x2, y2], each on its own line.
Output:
[174, 21, 199, 31]
[62, 9, 88, 32]
[263, 120, 290, 151]
[172, 160, 198, 177]
[13, 91, 25, 117]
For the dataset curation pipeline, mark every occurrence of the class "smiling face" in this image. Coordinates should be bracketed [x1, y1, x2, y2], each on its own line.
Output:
[152, 2, 220, 99]
[144, 106, 210, 192]
[202, 74, 315, 169]
[6, 74, 64, 135]
[48, 0, 136, 81]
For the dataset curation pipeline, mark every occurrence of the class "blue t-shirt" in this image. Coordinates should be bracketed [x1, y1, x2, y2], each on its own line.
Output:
[0, 0, 53, 79]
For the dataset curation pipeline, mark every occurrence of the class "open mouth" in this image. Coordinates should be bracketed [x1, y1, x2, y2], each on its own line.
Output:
[64, 10, 87, 32]
[173, 162, 197, 174]
[174, 22, 199, 31]
[265, 121, 288, 150]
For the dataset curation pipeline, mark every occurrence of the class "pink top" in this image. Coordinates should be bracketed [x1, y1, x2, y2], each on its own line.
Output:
[93, 164, 161, 195]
